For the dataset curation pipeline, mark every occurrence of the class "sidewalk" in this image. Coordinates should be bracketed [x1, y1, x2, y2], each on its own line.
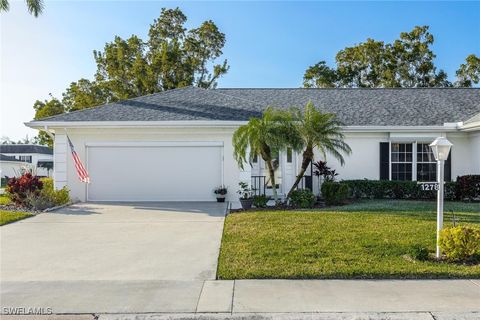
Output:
[1, 279, 479, 318]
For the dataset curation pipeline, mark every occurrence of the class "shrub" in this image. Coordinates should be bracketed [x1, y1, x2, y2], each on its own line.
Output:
[321, 182, 349, 205]
[439, 226, 480, 262]
[408, 244, 430, 261]
[253, 195, 270, 208]
[289, 189, 316, 208]
[6, 173, 43, 206]
[343, 179, 458, 201]
[25, 192, 54, 211]
[39, 178, 70, 206]
[1, 177, 7, 188]
[456, 175, 480, 201]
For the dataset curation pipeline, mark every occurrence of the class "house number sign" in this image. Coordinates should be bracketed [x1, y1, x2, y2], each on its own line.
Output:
[417, 182, 440, 191]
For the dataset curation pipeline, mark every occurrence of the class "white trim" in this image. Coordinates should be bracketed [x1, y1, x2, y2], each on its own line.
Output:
[85, 141, 224, 147]
[25, 120, 247, 129]
[25, 121, 467, 133]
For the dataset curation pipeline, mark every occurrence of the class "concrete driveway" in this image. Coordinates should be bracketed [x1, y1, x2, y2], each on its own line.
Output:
[1, 202, 227, 281]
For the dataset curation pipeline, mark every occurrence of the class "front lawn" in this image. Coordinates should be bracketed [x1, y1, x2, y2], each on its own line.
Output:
[217, 200, 480, 279]
[0, 194, 12, 206]
[0, 210, 32, 226]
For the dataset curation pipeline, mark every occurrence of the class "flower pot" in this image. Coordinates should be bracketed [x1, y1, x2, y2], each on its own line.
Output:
[216, 195, 226, 203]
[239, 198, 254, 210]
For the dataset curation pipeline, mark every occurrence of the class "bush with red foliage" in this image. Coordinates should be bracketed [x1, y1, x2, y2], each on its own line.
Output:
[6, 173, 44, 206]
[456, 175, 480, 201]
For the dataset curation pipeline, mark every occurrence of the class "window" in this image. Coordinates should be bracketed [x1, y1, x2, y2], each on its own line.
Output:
[252, 154, 258, 163]
[18, 155, 32, 163]
[286, 148, 293, 163]
[391, 143, 412, 181]
[417, 143, 436, 181]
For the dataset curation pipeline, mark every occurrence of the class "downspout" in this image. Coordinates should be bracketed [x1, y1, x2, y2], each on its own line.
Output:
[42, 125, 55, 141]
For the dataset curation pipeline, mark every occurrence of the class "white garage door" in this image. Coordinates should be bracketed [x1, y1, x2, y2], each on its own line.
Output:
[87, 142, 223, 201]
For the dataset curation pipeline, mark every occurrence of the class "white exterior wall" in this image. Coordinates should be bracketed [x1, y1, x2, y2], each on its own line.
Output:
[467, 132, 480, 175]
[310, 131, 478, 190]
[314, 132, 388, 181]
[0, 152, 53, 177]
[49, 126, 479, 202]
[52, 127, 239, 202]
[0, 161, 29, 178]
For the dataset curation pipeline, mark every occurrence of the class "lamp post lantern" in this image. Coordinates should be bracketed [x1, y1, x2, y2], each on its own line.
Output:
[429, 137, 453, 259]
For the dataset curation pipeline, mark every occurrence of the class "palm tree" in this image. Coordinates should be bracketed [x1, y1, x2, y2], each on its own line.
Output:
[286, 101, 351, 198]
[232, 107, 293, 203]
[1, 0, 44, 17]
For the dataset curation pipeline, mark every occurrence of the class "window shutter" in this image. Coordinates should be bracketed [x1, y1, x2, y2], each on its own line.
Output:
[380, 142, 389, 180]
[445, 152, 452, 182]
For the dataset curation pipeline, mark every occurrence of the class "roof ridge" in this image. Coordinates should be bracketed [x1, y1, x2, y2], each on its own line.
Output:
[205, 88, 265, 107]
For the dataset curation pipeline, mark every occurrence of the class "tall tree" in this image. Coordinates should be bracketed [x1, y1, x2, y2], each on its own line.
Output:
[285, 102, 351, 198]
[0, 0, 44, 17]
[232, 107, 293, 203]
[33, 96, 65, 147]
[455, 54, 480, 87]
[62, 79, 112, 112]
[93, 7, 229, 100]
[304, 26, 450, 88]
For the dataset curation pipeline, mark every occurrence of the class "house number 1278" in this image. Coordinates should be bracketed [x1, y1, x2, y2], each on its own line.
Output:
[420, 183, 439, 191]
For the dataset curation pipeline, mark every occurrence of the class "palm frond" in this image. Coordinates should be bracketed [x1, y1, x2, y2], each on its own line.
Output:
[25, 0, 44, 17]
[0, 0, 9, 12]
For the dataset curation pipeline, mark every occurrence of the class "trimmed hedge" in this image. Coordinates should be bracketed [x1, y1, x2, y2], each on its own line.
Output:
[321, 182, 349, 205]
[342, 176, 480, 201]
[289, 189, 316, 208]
[456, 175, 480, 201]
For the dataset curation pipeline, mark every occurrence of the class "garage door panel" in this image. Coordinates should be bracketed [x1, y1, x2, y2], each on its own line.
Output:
[87, 145, 222, 201]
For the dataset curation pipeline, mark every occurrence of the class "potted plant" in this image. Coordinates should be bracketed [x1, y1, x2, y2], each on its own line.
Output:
[213, 185, 228, 202]
[237, 182, 254, 210]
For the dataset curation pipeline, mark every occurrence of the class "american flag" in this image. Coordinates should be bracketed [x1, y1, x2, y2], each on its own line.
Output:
[67, 135, 90, 183]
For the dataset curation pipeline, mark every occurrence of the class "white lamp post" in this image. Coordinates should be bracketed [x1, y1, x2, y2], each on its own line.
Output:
[429, 137, 453, 259]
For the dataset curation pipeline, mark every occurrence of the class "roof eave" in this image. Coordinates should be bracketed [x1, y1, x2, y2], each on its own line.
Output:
[25, 121, 463, 133]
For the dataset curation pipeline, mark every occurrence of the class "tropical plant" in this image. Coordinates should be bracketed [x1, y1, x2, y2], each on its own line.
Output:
[253, 195, 270, 208]
[237, 182, 253, 200]
[6, 172, 43, 206]
[439, 226, 480, 262]
[213, 185, 228, 196]
[286, 102, 351, 198]
[289, 189, 316, 208]
[232, 107, 294, 202]
[0, 0, 44, 17]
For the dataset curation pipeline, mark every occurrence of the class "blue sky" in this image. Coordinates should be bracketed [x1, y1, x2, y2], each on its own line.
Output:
[1, 1, 479, 139]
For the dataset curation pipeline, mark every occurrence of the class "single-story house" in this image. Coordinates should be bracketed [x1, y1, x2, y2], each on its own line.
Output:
[0, 144, 54, 178]
[0, 154, 28, 185]
[25, 87, 480, 202]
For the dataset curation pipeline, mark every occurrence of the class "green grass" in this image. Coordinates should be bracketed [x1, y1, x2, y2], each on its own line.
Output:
[218, 200, 480, 279]
[0, 194, 12, 206]
[0, 210, 32, 226]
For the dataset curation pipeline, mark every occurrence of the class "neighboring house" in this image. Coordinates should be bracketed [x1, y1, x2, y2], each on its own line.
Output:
[25, 87, 480, 202]
[0, 144, 54, 178]
[0, 154, 27, 185]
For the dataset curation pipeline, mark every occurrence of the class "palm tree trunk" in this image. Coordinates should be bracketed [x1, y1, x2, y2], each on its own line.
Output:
[287, 147, 314, 198]
[265, 160, 278, 203]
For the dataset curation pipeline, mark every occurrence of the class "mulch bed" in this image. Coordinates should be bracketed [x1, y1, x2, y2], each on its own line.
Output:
[0, 204, 40, 214]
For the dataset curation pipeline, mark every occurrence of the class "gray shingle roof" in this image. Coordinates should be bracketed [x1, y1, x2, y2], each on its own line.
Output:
[0, 144, 53, 155]
[33, 86, 480, 126]
[0, 154, 23, 162]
